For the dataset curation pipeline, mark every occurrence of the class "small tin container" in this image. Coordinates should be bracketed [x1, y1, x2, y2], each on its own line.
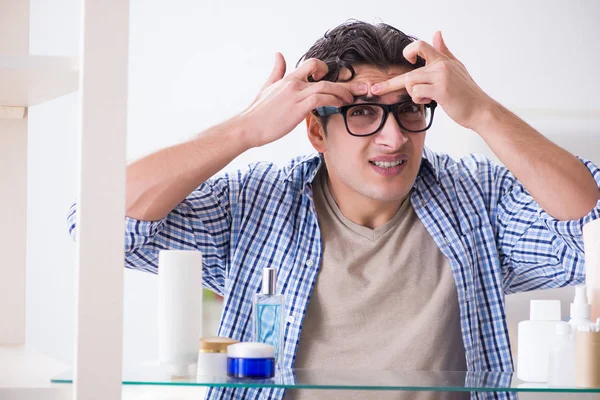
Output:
[196, 336, 240, 377]
[227, 342, 276, 379]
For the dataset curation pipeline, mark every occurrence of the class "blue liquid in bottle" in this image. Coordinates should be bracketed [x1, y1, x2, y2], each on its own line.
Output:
[255, 303, 281, 361]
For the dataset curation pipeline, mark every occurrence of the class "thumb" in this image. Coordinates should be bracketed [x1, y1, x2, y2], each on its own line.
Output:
[261, 52, 287, 91]
[433, 31, 458, 61]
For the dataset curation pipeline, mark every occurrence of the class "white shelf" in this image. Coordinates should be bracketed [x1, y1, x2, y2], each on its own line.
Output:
[0, 55, 78, 107]
[0, 345, 207, 400]
[0, 345, 71, 400]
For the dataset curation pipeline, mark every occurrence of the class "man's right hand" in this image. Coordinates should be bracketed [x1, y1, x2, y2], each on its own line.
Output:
[239, 52, 368, 149]
[125, 53, 367, 221]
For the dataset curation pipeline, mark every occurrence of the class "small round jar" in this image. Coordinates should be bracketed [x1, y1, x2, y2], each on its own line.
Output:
[196, 337, 240, 378]
[227, 342, 276, 379]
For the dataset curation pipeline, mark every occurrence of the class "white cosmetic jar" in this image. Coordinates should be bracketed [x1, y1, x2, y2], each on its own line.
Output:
[196, 336, 240, 378]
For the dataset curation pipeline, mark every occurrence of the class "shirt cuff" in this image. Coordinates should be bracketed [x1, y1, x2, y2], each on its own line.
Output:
[538, 156, 600, 238]
[539, 198, 600, 238]
[124, 216, 167, 250]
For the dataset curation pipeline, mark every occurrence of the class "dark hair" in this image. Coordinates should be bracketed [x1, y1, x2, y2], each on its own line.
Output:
[297, 19, 425, 83]
[298, 20, 424, 130]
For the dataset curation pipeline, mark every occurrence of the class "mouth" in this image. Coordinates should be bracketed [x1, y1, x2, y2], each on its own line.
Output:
[368, 160, 405, 169]
[368, 155, 408, 176]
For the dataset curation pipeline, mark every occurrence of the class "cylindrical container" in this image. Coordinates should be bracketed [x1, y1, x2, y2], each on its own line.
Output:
[547, 323, 576, 387]
[517, 299, 564, 382]
[576, 329, 600, 388]
[227, 342, 275, 379]
[197, 337, 239, 377]
[158, 250, 203, 376]
[584, 219, 600, 321]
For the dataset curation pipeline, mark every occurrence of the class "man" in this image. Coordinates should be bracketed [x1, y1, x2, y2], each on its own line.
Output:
[68, 20, 600, 400]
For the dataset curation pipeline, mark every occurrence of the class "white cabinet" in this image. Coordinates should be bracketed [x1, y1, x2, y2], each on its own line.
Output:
[0, 1, 128, 399]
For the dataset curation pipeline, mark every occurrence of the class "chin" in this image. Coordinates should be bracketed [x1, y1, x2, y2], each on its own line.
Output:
[362, 187, 411, 203]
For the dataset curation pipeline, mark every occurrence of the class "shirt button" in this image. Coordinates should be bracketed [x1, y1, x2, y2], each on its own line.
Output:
[286, 315, 295, 324]
[305, 259, 314, 267]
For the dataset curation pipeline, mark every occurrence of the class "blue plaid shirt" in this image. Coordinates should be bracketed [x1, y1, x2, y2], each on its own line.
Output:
[68, 147, 600, 400]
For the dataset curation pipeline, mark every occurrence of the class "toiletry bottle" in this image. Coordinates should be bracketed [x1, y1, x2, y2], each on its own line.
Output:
[547, 323, 576, 387]
[569, 284, 593, 341]
[253, 267, 285, 368]
[517, 299, 566, 382]
[158, 250, 203, 377]
[576, 321, 600, 388]
[583, 219, 600, 321]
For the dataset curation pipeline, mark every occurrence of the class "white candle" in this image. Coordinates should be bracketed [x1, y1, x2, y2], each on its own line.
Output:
[158, 250, 203, 376]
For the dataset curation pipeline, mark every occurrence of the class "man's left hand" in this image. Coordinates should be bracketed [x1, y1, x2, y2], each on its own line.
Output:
[371, 31, 495, 131]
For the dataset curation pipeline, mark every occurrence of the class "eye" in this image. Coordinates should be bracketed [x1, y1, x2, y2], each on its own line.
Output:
[398, 103, 421, 114]
[349, 105, 378, 117]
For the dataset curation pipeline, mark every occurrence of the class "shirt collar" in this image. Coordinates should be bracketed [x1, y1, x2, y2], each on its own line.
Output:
[284, 147, 440, 185]
[420, 146, 440, 182]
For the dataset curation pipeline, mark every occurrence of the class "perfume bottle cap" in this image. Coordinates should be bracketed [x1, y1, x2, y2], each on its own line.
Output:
[262, 268, 277, 295]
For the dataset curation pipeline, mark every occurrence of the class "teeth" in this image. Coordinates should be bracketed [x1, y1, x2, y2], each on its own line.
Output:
[371, 160, 404, 168]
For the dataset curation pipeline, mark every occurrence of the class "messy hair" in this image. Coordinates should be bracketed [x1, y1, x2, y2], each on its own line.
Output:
[297, 19, 425, 83]
[298, 20, 424, 129]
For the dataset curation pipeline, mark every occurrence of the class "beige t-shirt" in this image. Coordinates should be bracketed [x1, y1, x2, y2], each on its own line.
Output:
[285, 168, 467, 400]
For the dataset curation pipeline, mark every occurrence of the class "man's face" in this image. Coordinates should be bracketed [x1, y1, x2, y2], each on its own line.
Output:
[309, 64, 427, 206]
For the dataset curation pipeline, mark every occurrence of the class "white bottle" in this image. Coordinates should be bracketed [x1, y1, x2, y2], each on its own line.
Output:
[569, 284, 593, 341]
[517, 299, 565, 382]
[547, 323, 576, 387]
[158, 250, 204, 376]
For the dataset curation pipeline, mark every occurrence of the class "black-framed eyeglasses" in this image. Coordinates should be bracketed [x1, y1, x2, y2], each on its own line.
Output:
[313, 100, 437, 137]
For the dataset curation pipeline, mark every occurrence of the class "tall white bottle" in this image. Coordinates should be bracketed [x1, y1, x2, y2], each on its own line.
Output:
[517, 299, 565, 382]
[158, 250, 204, 376]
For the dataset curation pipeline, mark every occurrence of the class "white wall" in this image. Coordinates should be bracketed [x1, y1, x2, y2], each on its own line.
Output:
[25, 0, 600, 397]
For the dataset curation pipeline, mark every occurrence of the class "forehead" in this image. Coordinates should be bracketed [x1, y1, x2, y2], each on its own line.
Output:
[343, 64, 413, 101]
[344, 64, 413, 83]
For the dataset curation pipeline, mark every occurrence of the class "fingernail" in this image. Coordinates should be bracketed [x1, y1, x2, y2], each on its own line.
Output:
[358, 83, 367, 92]
[372, 84, 380, 93]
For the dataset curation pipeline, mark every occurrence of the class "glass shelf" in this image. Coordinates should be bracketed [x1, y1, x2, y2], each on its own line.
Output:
[51, 365, 600, 393]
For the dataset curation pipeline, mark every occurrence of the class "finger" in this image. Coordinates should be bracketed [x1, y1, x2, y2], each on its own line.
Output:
[371, 74, 406, 95]
[343, 81, 369, 96]
[403, 40, 447, 66]
[411, 84, 435, 104]
[291, 58, 329, 82]
[300, 81, 367, 104]
[433, 31, 458, 61]
[300, 93, 346, 112]
[372, 69, 435, 96]
[261, 52, 287, 91]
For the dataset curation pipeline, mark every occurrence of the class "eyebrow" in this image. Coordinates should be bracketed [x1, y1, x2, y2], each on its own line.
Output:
[352, 94, 412, 103]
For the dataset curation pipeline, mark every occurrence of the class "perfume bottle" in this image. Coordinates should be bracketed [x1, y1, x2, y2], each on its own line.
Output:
[252, 267, 285, 368]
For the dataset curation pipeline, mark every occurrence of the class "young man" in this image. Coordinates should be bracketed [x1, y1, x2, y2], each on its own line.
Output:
[69, 21, 600, 400]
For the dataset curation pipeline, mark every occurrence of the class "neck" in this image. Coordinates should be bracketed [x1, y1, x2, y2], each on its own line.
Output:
[324, 174, 407, 230]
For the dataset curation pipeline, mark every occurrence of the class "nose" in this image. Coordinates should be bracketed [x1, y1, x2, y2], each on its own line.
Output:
[372, 112, 408, 150]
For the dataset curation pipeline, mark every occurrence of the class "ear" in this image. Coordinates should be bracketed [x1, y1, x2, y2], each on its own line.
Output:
[306, 113, 327, 153]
